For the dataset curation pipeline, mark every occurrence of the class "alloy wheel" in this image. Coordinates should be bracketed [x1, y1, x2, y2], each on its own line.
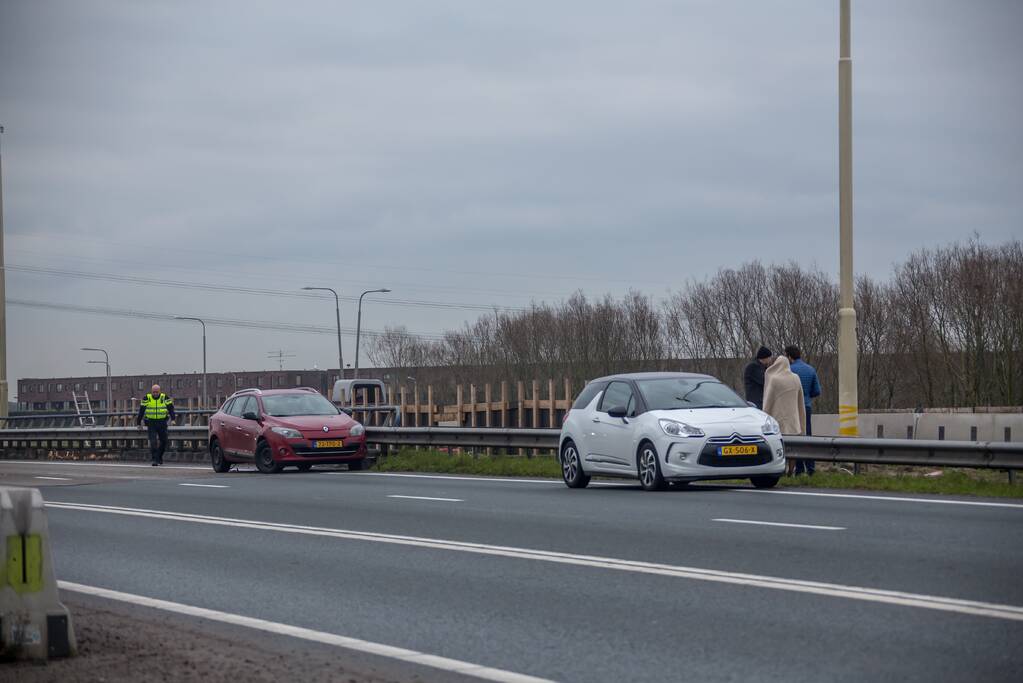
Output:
[563, 445, 579, 481]
[639, 447, 658, 488]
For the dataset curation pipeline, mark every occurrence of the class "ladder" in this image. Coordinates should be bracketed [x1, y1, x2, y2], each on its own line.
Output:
[72, 390, 97, 427]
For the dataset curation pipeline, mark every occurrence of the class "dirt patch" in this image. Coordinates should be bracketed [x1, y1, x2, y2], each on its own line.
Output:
[2, 594, 428, 683]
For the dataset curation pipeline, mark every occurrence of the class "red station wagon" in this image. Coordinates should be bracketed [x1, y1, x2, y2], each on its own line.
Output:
[208, 388, 367, 473]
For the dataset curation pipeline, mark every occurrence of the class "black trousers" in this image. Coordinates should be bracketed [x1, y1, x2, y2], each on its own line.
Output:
[795, 405, 815, 474]
[147, 421, 169, 463]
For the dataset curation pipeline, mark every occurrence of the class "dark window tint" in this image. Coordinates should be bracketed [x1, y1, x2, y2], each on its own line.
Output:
[599, 381, 635, 416]
[262, 393, 339, 417]
[571, 382, 607, 410]
[227, 397, 251, 417]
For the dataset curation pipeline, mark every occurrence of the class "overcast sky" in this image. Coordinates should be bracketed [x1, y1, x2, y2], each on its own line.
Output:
[2, 0, 1021, 392]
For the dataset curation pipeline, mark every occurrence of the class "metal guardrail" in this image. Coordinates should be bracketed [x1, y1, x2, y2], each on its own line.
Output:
[0, 406, 399, 429]
[0, 410, 216, 429]
[0, 426, 1020, 469]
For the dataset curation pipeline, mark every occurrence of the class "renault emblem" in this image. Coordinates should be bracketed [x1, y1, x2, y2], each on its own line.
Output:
[322, 426, 330, 432]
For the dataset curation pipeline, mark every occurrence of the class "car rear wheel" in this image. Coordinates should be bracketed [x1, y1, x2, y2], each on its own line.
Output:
[255, 441, 282, 474]
[561, 441, 590, 488]
[638, 442, 667, 491]
[347, 459, 365, 471]
[210, 439, 230, 473]
[750, 475, 780, 489]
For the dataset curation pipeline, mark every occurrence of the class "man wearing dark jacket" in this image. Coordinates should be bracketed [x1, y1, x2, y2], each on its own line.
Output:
[743, 346, 773, 409]
[137, 384, 176, 466]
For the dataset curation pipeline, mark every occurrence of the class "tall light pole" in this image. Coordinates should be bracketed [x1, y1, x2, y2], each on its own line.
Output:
[302, 286, 344, 380]
[837, 0, 859, 436]
[355, 288, 391, 378]
[175, 317, 207, 409]
[81, 347, 112, 413]
[0, 126, 8, 418]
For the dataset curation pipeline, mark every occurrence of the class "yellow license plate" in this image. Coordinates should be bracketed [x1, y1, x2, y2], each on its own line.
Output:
[719, 445, 757, 456]
[315, 439, 344, 448]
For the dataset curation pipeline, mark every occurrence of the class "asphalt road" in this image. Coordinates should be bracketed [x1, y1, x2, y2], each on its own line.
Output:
[4, 459, 1022, 682]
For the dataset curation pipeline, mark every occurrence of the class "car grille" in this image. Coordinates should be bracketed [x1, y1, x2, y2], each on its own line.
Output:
[706, 433, 763, 445]
[698, 434, 773, 467]
[292, 445, 361, 457]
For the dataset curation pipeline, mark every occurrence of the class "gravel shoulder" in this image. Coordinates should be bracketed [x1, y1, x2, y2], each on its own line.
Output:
[2, 591, 452, 683]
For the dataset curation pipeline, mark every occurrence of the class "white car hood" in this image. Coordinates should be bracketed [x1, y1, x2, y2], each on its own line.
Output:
[647, 407, 767, 431]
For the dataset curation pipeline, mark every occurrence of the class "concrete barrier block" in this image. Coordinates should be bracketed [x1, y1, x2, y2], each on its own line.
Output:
[0, 486, 76, 660]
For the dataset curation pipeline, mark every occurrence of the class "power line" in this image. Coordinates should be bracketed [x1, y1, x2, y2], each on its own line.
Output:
[5, 263, 531, 313]
[7, 298, 447, 342]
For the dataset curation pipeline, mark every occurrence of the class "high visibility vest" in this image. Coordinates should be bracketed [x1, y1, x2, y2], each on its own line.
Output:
[142, 393, 172, 421]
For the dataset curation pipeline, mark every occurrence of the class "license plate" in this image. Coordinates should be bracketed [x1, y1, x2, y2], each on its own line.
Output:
[315, 439, 344, 448]
[719, 445, 758, 456]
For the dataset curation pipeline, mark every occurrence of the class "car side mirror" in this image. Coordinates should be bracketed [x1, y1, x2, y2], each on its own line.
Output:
[242, 411, 260, 421]
[607, 406, 628, 419]
[341, 407, 354, 416]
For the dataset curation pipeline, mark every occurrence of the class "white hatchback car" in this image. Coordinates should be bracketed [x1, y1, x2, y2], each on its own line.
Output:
[559, 372, 786, 490]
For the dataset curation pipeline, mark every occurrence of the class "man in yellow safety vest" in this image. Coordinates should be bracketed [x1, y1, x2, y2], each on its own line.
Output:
[136, 384, 176, 466]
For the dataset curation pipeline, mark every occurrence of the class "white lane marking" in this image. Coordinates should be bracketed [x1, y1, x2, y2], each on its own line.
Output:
[347, 472, 1023, 505]
[346, 471, 633, 487]
[736, 488, 1023, 510]
[713, 518, 845, 531]
[46, 501, 1023, 622]
[34, 476, 73, 481]
[179, 483, 229, 489]
[387, 495, 463, 502]
[0, 460, 209, 471]
[351, 472, 562, 484]
[58, 581, 551, 683]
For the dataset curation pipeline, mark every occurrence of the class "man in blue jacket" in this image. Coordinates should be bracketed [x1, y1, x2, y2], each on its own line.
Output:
[785, 345, 821, 475]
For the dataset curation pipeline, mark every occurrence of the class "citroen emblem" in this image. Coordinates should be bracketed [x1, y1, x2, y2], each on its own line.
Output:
[322, 426, 330, 432]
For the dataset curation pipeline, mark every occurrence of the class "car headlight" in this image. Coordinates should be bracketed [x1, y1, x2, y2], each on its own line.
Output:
[270, 426, 302, 439]
[659, 419, 705, 438]
[349, 423, 365, 437]
[762, 416, 781, 436]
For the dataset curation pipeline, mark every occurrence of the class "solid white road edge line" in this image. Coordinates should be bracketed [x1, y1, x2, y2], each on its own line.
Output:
[713, 518, 845, 531]
[349, 472, 1023, 504]
[387, 495, 463, 502]
[46, 501, 1023, 622]
[34, 476, 73, 481]
[0, 460, 210, 470]
[736, 488, 1023, 509]
[179, 483, 230, 489]
[57, 581, 552, 683]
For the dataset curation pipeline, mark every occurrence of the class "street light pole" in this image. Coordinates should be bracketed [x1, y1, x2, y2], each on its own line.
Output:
[837, 0, 859, 436]
[0, 126, 8, 418]
[302, 286, 344, 380]
[175, 317, 207, 409]
[355, 288, 391, 378]
[81, 347, 111, 413]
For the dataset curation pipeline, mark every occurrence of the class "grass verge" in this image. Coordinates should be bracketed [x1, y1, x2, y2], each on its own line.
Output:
[373, 449, 1023, 498]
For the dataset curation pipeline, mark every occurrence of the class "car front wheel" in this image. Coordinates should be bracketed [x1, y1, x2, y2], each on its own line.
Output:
[638, 442, 667, 491]
[750, 475, 780, 489]
[561, 441, 590, 488]
[255, 441, 282, 474]
[210, 438, 231, 473]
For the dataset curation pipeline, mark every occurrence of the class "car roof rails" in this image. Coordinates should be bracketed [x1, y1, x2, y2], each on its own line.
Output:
[295, 387, 321, 394]
[233, 387, 263, 396]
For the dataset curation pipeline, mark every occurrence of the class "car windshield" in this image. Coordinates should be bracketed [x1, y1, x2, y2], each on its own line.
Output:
[262, 393, 340, 417]
[636, 378, 747, 410]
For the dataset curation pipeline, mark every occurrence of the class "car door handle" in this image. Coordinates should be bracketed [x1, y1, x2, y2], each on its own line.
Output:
[592, 417, 601, 423]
